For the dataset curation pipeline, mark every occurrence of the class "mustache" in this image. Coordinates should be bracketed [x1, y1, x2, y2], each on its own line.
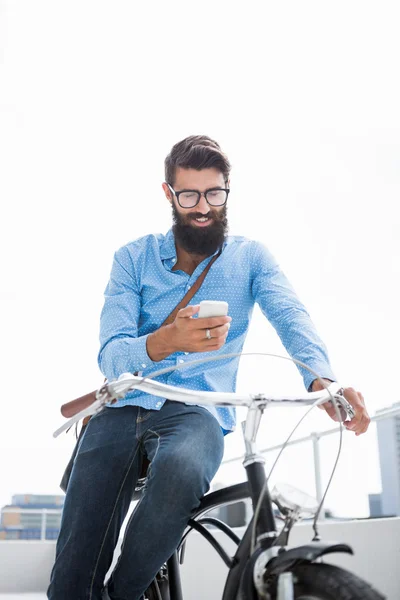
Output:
[190, 213, 212, 220]
[188, 211, 227, 222]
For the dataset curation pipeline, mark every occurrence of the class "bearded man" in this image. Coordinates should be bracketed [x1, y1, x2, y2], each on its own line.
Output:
[47, 135, 369, 600]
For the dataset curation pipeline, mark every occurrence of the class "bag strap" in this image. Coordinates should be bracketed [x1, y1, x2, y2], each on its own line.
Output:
[161, 251, 220, 327]
[61, 250, 221, 419]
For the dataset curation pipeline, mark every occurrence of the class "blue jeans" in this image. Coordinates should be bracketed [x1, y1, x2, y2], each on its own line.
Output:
[47, 400, 225, 600]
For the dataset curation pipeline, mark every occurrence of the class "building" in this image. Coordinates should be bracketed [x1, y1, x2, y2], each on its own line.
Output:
[368, 493, 383, 518]
[374, 402, 400, 517]
[0, 494, 64, 540]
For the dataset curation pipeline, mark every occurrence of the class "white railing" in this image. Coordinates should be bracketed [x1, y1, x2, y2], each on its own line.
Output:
[222, 404, 400, 506]
[1, 405, 398, 540]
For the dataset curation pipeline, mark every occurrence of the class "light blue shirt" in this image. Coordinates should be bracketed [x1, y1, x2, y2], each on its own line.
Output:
[98, 229, 335, 433]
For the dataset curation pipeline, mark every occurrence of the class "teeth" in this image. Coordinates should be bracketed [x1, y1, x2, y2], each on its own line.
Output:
[196, 217, 209, 222]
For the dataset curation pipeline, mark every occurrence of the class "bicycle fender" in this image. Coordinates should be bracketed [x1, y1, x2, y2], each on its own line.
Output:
[265, 540, 353, 576]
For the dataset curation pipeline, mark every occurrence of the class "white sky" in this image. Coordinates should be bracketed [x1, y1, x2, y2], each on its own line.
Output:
[1, 1, 399, 518]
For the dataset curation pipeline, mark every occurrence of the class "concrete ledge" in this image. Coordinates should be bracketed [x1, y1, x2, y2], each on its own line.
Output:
[0, 518, 398, 599]
[0, 596, 46, 599]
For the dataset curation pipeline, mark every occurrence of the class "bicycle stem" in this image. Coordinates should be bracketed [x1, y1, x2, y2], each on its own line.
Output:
[242, 401, 278, 545]
[242, 401, 265, 466]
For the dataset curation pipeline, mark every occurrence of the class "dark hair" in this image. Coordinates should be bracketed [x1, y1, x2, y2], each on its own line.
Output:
[165, 135, 231, 186]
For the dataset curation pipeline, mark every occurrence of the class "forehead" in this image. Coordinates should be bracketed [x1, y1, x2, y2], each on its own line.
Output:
[174, 167, 225, 189]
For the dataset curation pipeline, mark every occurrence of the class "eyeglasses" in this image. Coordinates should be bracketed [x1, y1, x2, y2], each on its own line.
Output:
[167, 183, 230, 209]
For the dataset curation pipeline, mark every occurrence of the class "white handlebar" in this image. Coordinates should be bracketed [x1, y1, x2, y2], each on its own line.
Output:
[108, 374, 344, 409]
[53, 374, 352, 438]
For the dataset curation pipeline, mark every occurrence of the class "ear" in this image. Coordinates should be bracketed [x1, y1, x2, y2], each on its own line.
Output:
[162, 182, 173, 204]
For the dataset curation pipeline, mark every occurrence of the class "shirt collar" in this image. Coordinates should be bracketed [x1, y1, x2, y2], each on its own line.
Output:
[160, 229, 177, 260]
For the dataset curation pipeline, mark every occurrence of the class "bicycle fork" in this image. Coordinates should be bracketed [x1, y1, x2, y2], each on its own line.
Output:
[240, 402, 354, 600]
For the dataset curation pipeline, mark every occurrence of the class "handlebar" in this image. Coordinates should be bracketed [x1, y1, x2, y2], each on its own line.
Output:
[53, 373, 355, 438]
[107, 374, 346, 408]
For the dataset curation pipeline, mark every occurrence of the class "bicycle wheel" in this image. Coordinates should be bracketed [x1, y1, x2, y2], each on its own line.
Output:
[236, 563, 385, 600]
[276, 563, 385, 600]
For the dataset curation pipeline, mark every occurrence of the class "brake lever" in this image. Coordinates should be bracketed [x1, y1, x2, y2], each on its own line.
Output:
[331, 389, 355, 421]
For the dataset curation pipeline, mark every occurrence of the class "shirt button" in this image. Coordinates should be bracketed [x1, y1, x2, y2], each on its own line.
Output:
[188, 285, 191, 289]
[141, 363, 146, 368]
[156, 401, 162, 407]
[178, 359, 184, 364]
[184, 352, 189, 355]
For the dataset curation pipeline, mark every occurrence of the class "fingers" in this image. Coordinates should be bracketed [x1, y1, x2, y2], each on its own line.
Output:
[204, 335, 229, 350]
[204, 323, 231, 339]
[177, 305, 200, 318]
[322, 401, 348, 423]
[176, 307, 231, 330]
[346, 410, 370, 435]
[173, 306, 231, 353]
[193, 315, 232, 329]
[342, 387, 370, 435]
[197, 324, 230, 350]
[322, 402, 341, 421]
[320, 387, 370, 436]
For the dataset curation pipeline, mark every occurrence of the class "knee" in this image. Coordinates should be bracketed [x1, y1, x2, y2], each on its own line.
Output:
[151, 417, 224, 490]
[177, 412, 223, 467]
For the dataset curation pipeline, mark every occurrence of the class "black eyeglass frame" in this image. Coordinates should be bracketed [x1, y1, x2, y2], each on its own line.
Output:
[167, 183, 230, 208]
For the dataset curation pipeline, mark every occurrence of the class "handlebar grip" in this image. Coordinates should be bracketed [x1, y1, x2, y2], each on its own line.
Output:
[61, 391, 97, 418]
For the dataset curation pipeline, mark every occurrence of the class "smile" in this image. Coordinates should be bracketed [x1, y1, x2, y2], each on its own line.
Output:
[192, 217, 212, 227]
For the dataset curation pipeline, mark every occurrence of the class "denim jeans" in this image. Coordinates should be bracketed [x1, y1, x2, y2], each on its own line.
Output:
[47, 400, 225, 600]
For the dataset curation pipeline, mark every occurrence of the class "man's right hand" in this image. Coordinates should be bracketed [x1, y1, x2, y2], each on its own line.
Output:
[146, 305, 232, 362]
[171, 305, 232, 353]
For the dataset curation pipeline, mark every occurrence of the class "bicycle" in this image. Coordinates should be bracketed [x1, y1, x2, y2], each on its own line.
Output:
[55, 356, 385, 600]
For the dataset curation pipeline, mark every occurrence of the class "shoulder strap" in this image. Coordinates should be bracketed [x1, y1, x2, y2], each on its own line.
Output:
[161, 251, 221, 327]
[60, 250, 221, 419]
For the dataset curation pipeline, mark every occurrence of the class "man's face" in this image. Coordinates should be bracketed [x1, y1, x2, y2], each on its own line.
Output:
[163, 167, 229, 256]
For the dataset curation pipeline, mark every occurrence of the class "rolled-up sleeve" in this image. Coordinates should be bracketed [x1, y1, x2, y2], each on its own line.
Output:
[97, 246, 156, 380]
[251, 242, 336, 390]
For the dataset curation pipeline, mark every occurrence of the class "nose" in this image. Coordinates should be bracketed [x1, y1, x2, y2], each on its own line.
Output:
[197, 192, 209, 214]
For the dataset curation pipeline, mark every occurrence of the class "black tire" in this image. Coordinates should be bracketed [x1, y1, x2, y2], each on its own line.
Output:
[283, 563, 385, 600]
[236, 563, 386, 600]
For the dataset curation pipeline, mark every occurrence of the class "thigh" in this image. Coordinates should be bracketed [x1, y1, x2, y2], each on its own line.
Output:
[103, 405, 224, 599]
[49, 406, 144, 599]
[61, 406, 145, 545]
[142, 402, 225, 496]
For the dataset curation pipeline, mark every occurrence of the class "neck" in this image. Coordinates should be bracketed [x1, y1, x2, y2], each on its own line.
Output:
[173, 244, 210, 275]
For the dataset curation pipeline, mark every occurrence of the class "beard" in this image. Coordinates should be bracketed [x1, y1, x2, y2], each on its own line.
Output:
[172, 203, 228, 256]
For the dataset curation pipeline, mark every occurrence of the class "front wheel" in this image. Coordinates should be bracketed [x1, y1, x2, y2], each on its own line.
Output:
[275, 563, 385, 600]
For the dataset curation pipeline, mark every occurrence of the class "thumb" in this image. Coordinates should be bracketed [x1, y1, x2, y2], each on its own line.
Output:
[177, 305, 200, 318]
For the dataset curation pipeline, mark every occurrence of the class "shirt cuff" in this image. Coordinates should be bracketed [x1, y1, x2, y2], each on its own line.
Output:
[300, 363, 336, 393]
[130, 334, 157, 373]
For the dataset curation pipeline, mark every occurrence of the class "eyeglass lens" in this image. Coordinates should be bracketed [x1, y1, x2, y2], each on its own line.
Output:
[179, 190, 228, 208]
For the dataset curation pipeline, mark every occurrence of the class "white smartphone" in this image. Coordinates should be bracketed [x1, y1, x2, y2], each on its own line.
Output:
[197, 300, 229, 318]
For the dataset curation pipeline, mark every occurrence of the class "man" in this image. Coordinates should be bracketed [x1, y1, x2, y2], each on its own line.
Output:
[48, 135, 370, 600]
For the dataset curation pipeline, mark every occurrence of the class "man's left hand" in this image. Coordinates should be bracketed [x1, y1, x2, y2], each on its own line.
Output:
[311, 379, 370, 436]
